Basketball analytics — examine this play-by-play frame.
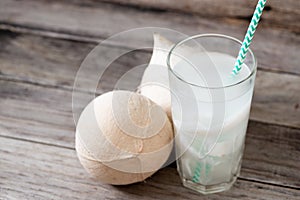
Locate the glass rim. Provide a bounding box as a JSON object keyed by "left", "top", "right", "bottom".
{"left": 167, "top": 33, "right": 257, "bottom": 89}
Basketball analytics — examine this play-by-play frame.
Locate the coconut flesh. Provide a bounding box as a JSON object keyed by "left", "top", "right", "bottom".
{"left": 76, "top": 91, "right": 173, "bottom": 185}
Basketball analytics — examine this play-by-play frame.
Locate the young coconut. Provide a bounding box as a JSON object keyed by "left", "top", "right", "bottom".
{"left": 76, "top": 90, "right": 173, "bottom": 185}
{"left": 139, "top": 34, "right": 193, "bottom": 120}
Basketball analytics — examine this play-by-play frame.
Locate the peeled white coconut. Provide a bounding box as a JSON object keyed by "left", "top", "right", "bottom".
{"left": 139, "top": 34, "right": 193, "bottom": 120}
{"left": 76, "top": 90, "right": 173, "bottom": 185}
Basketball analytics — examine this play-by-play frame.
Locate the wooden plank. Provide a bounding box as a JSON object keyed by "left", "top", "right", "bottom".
{"left": 1, "top": 137, "right": 299, "bottom": 200}
{"left": 0, "top": 80, "right": 299, "bottom": 188}
{"left": 242, "top": 121, "right": 300, "bottom": 188}
{"left": 0, "top": 31, "right": 299, "bottom": 128}
{"left": 251, "top": 71, "right": 300, "bottom": 128}
{"left": 0, "top": 0, "right": 299, "bottom": 75}
{"left": 105, "top": 0, "right": 300, "bottom": 32}
{"left": 0, "top": 30, "right": 149, "bottom": 93}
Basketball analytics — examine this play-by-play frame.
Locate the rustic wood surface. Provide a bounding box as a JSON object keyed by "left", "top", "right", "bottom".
{"left": 1, "top": 137, "right": 300, "bottom": 200}
{"left": 0, "top": 0, "right": 299, "bottom": 199}
{"left": 0, "top": 0, "right": 299, "bottom": 75}
{"left": 0, "top": 31, "right": 299, "bottom": 128}
{"left": 105, "top": 0, "right": 300, "bottom": 33}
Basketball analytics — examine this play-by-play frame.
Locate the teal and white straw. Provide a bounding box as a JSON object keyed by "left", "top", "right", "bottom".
{"left": 232, "top": 0, "right": 267, "bottom": 75}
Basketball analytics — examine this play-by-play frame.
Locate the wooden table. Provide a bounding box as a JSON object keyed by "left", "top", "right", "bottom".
{"left": 0, "top": 0, "right": 299, "bottom": 199}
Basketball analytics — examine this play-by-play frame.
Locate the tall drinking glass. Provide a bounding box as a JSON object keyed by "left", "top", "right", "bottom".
{"left": 167, "top": 34, "right": 257, "bottom": 194}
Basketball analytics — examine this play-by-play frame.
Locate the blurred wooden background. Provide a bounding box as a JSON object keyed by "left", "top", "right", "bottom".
{"left": 106, "top": 0, "right": 299, "bottom": 32}
{"left": 0, "top": 0, "right": 299, "bottom": 199}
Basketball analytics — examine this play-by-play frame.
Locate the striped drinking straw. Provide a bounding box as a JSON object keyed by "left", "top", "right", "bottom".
{"left": 232, "top": 0, "right": 267, "bottom": 75}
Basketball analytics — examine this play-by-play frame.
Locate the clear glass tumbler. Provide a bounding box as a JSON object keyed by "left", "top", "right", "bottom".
{"left": 167, "top": 34, "right": 257, "bottom": 194}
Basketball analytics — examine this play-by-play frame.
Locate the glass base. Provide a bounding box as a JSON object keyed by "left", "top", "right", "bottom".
{"left": 181, "top": 176, "right": 237, "bottom": 195}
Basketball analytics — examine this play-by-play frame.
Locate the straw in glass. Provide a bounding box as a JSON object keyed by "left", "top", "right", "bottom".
{"left": 191, "top": 0, "right": 268, "bottom": 185}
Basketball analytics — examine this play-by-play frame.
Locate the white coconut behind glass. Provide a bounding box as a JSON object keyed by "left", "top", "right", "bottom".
{"left": 139, "top": 34, "right": 193, "bottom": 120}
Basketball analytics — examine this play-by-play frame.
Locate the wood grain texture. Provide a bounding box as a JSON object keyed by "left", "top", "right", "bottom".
{"left": 1, "top": 136, "right": 299, "bottom": 200}
{"left": 0, "top": 0, "right": 299, "bottom": 75}
{"left": 242, "top": 121, "right": 300, "bottom": 188}
{"left": 0, "top": 30, "right": 148, "bottom": 93}
{"left": 0, "top": 79, "right": 299, "bottom": 188}
{"left": 0, "top": 0, "right": 299, "bottom": 198}
{"left": 251, "top": 71, "right": 300, "bottom": 128}
{"left": 0, "top": 31, "right": 299, "bottom": 128}
{"left": 0, "top": 29, "right": 298, "bottom": 189}
{"left": 105, "top": 0, "right": 300, "bottom": 32}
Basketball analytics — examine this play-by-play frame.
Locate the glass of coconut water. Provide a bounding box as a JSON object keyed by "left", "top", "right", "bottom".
{"left": 167, "top": 34, "right": 257, "bottom": 194}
